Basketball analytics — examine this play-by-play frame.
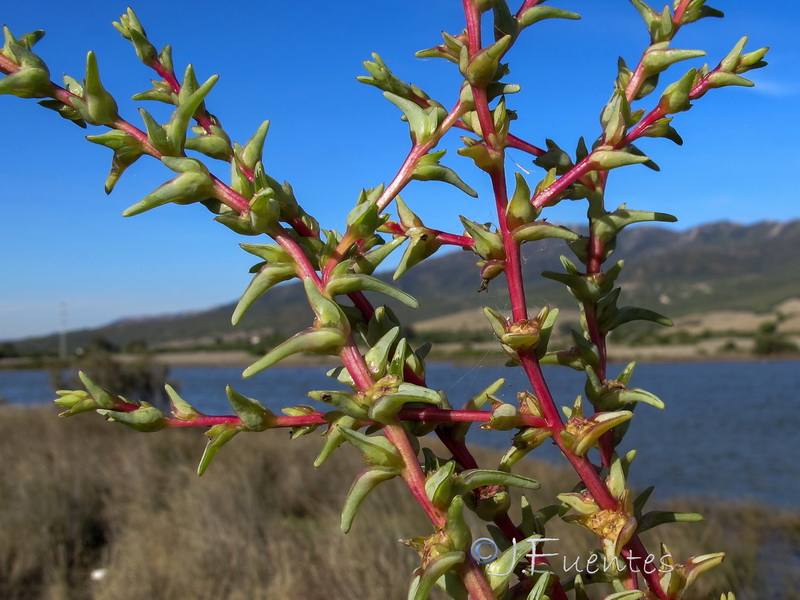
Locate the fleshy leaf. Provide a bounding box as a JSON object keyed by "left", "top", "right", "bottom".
{"left": 232, "top": 262, "right": 296, "bottom": 325}
{"left": 244, "top": 328, "right": 347, "bottom": 377}
{"left": 326, "top": 274, "right": 419, "bottom": 308}
{"left": 197, "top": 423, "right": 242, "bottom": 476}
{"left": 341, "top": 466, "right": 400, "bottom": 533}
{"left": 226, "top": 386, "right": 275, "bottom": 431}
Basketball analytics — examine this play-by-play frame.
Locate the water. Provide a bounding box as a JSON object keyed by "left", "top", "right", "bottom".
{"left": 2, "top": 359, "right": 798, "bottom": 508}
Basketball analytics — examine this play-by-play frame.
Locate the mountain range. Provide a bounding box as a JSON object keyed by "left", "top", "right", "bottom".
{"left": 9, "top": 219, "right": 800, "bottom": 354}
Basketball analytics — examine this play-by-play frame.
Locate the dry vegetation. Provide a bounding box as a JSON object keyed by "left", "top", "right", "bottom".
{"left": 0, "top": 406, "right": 796, "bottom": 600}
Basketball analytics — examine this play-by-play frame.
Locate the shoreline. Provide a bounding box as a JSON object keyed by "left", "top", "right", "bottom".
{"left": 1, "top": 346, "right": 798, "bottom": 371}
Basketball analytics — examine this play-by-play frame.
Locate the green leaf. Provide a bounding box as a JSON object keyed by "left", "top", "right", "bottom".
{"left": 535, "top": 307, "right": 560, "bottom": 360}
{"left": 226, "top": 386, "right": 275, "bottom": 431}
{"left": 384, "top": 91, "right": 434, "bottom": 143}
{"left": 341, "top": 466, "right": 400, "bottom": 533}
{"left": 166, "top": 385, "right": 200, "bottom": 421}
{"left": 460, "top": 217, "right": 504, "bottom": 260}
{"left": 425, "top": 460, "right": 456, "bottom": 509}
{"left": 312, "top": 414, "right": 357, "bottom": 467}
{"left": 455, "top": 469, "right": 539, "bottom": 493}
{"left": 445, "top": 496, "right": 472, "bottom": 552}
{"left": 185, "top": 124, "right": 233, "bottom": 161}
{"left": 518, "top": 6, "right": 581, "bottom": 29}
{"left": 326, "top": 274, "right": 419, "bottom": 308}
{"left": 307, "top": 390, "right": 369, "bottom": 420}
{"left": 131, "top": 79, "right": 175, "bottom": 105}
{"left": 464, "top": 35, "right": 512, "bottom": 87}
{"left": 589, "top": 147, "right": 650, "bottom": 170}
{"left": 533, "top": 139, "right": 573, "bottom": 175}
{"left": 641, "top": 44, "right": 706, "bottom": 77}
{"left": 368, "top": 382, "right": 443, "bottom": 423}
{"left": 338, "top": 426, "right": 404, "bottom": 469}
{"left": 600, "top": 90, "right": 632, "bottom": 144}
{"left": 122, "top": 168, "right": 215, "bottom": 216}
{"left": 0, "top": 61, "right": 51, "bottom": 99}
{"left": 86, "top": 130, "right": 145, "bottom": 193}
{"left": 485, "top": 534, "right": 543, "bottom": 594}
{"left": 677, "top": 0, "right": 724, "bottom": 25}
{"left": 492, "top": 1, "right": 518, "bottom": 41}
{"left": 345, "top": 200, "right": 379, "bottom": 240}
{"left": 737, "top": 45, "right": 769, "bottom": 74}
{"left": 353, "top": 236, "right": 405, "bottom": 275}
{"left": 638, "top": 510, "right": 703, "bottom": 533}
{"left": 569, "top": 410, "right": 633, "bottom": 456}
{"left": 506, "top": 172, "right": 537, "bottom": 229}
{"left": 640, "top": 116, "right": 683, "bottom": 145}
{"left": 487, "top": 402, "right": 520, "bottom": 430}
{"left": 412, "top": 150, "right": 477, "bottom": 197}
{"left": 658, "top": 68, "right": 697, "bottom": 114}
{"left": 138, "top": 107, "right": 171, "bottom": 153}
{"left": 244, "top": 327, "right": 347, "bottom": 377}
{"left": 409, "top": 552, "right": 466, "bottom": 600}
{"left": 239, "top": 242, "right": 291, "bottom": 262}
{"left": 364, "top": 327, "right": 400, "bottom": 376}
{"left": 303, "top": 278, "right": 349, "bottom": 329}
{"left": 615, "top": 388, "right": 665, "bottom": 409}
{"left": 238, "top": 120, "right": 270, "bottom": 171}
{"left": 113, "top": 7, "right": 157, "bottom": 64}
{"left": 393, "top": 230, "right": 442, "bottom": 279}
{"left": 232, "top": 262, "right": 296, "bottom": 325}
{"left": 37, "top": 98, "right": 87, "bottom": 127}
{"left": 197, "top": 423, "right": 242, "bottom": 476}
{"left": 358, "top": 53, "right": 415, "bottom": 99}
{"left": 525, "top": 572, "right": 552, "bottom": 600}
{"left": 513, "top": 221, "right": 579, "bottom": 244}
{"left": 591, "top": 205, "right": 677, "bottom": 243}
{"left": 164, "top": 71, "right": 219, "bottom": 155}
{"left": 97, "top": 405, "right": 169, "bottom": 433}
{"left": 82, "top": 51, "right": 118, "bottom": 125}
{"left": 628, "top": 0, "right": 674, "bottom": 43}
{"left": 78, "top": 371, "right": 120, "bottom": 409}
{"left": 706, "top": 71, "right": 755, "bottom": 90}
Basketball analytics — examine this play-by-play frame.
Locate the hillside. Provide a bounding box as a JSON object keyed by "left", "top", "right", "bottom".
{"left": 7, "top": 219, "right": 800, "bottom": 354}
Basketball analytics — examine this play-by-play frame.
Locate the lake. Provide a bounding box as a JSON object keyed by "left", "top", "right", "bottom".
{"left": 2, "top": 359, "right": 797, "bottom": 508}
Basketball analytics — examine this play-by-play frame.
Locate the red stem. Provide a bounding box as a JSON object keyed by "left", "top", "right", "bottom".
{"left": 0, "top": 53, "right": 19, "bottom": 74}
{"left": 672, "top": 0, "right": 693, "bottom": 25}
{"left": 338, "top": 343, "right": 374, "bottom": 390}
{"left": 375, "top": 100, "right": 466, "bottom": 213}
{"left": 505, "top": 133, "right": 546, "bottom": 157}
{"left": 158, "top": 407, "right": 544, "bottom": 431}
{"left": 149, "top": 57, "right": 216, "bottom": 134}
{"left": 382, "top": 222, "right": 475, "bottom": 249}
{"left": 384, "top": 421, "right": 445, "bottom": 526}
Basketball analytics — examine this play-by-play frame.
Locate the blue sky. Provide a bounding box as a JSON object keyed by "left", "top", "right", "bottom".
{"left": 1, "top": 1, "right": 798, "bottom": 340}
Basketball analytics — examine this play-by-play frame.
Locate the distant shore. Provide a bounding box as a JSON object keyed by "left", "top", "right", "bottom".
{"left": 2, "top": 344, "right": 798, "bottom": 372}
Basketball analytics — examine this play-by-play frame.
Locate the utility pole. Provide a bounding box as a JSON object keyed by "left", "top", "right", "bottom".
{"left": 59, "top": 301, "right": 67, "bottom": 361}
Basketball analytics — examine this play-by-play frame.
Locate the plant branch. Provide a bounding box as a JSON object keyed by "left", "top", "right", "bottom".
{"left": 505, "top": 133, "right": 546, "bottom": 157}
{"left": 148, "top": 58, "right": 216, "bottom": 134}
{"left": 381, "top": 222, "right": 475, "bottom": 249}
{"left": 383, "top": 420, "right": 446, "bottom": 527}
{"left": 375, "top": 100, "right": 467, "bottom": 213}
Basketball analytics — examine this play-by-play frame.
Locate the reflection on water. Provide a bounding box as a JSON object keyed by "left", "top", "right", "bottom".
{"left": 2, "top": 359, "right": 798, "bottom": 507}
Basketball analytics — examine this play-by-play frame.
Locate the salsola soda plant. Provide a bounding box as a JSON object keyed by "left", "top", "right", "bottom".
{"left": 0, "top": 2, "right": 769, "bottom": 599}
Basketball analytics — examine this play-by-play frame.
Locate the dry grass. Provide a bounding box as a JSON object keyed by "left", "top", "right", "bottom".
{"left": 0, "top": 406, "right": 796, "bottom": 600}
